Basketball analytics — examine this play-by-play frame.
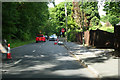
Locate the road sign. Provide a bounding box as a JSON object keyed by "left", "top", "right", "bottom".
{"left": 61, "top": 28, "right": 65, "bottom": 33}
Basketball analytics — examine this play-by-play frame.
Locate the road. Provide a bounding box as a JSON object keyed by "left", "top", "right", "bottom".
{"left": 2, "top": 41, "right": 96, "bottom": 80}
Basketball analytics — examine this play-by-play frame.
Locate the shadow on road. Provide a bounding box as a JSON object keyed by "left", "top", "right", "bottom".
{"left": 2, "top": 42, "right": 119, "bottom": 80}
{"left": 2, "top": 42, "right": 92, "bottom": 79}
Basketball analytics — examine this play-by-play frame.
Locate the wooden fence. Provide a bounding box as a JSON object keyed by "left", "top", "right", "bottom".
{"left": 76, "top": 29, "right": 114, "bottom": 48}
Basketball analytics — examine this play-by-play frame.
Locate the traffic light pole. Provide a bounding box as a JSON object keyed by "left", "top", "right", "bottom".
{"left": 82, "top": 0, "right": 85, "bottom": 46}
{"left": 65, "top": 3, "right": 67, "bottom": 42}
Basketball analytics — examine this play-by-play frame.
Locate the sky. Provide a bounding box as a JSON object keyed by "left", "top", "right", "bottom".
{"left": 48, "top": 0, "right": 65, "bottom": 8}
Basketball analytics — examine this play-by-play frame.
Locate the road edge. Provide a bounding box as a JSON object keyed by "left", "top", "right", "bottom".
{"left": 64, "top": 44, "right": 103, "bottom": 80}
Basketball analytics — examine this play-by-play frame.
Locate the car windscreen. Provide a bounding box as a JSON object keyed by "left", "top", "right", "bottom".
{"left": 37, "top": 34, "right": 43, "bottom": 37}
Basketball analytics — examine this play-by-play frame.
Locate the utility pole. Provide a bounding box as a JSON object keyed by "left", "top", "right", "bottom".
{"left": 82, "top": 0, "right": 85, "bottom": 46}
{"left": 65, "top": 2, "right": 67, "bottom": 42}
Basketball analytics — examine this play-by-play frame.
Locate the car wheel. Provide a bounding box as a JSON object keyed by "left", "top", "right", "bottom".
{"left": 36, "top": 41, "right": 38, "bottom": 43}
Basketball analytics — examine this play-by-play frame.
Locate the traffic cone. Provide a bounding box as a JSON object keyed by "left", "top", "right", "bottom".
{"left": 54, "top": 41, "right": 57, "bottom": 45}
{"left": 57, "top": 39, "right": 59, "bottom": 43}
{"left": 7, "top": 44, "right": 12, "bottom": 59}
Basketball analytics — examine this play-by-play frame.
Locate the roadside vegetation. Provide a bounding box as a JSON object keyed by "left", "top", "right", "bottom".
{"left": 49, "top": 2, "right": 100, "bottom": 41}
{"left": 2, "top": 2, "right": 120, "bottom": 48}
{"left": 49, "top": 1, "right": 119, "bottom": 41}
{"left": 9, "top": 39, "right": 35, "bottom": 48}
{"left": 89, "top": 26, "right": 114, "bottom": 33}
{"left": 2, "top": 2, "right": 50, "bottom": 48}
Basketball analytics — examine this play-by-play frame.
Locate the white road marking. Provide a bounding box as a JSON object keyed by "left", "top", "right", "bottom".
{"left": 33, "top": 50, "right": 36, "bottom": 53}
{"left": 14, "top": 59, "right": 22, "bottom": 65}
{"left": 40, "top": 55, "right": 45, "bottom": 57}
{"left": 2, "top": 70, "right": 9, "bottom": 72}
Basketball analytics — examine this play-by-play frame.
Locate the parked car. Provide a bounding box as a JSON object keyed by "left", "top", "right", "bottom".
{"left": 44, "top": 35, "right": 48, "bottom": 40}
{"left": 58, "top": 41, "right": 64, "bottom": 45}
{"left": 36, "top": 34, "right": 46, "bottom": 43}
{"left": 49, "top": 34, "right": 57, "bottom": 41}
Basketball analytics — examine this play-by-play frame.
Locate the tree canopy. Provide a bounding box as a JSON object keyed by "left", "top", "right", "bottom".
{"left": 2, "top": 2, "right": 49, "bottom": 41}
{"left": 72, "top": 2, "right": 100, "bottom": 30}
{"left": 49, "top": 2, "right": 73, "bottom": 36}
{"left": 103, "top": 2, "right": 120, "bottom": 26}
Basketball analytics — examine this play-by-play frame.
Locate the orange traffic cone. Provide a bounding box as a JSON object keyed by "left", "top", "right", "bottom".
{"left": 7, "top": 44, "right": 12, "bottom": 59}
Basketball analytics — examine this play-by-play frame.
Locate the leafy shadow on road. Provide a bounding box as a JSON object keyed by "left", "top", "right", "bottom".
{"left": 2, "top": 51, "right": 90, "bottom": 78}
{"left": 82, "top": 56, "right": 109, "bottom": 64}
{"left": 67, "top": 44, "right": 113, "bottom": 64}
{"left": 81, "top": 51, "right": 115, "bottom": 64}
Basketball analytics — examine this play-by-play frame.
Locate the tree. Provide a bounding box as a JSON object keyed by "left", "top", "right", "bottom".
{"left": 104, "top": 2, "right": 120, "bottom": 55}
{"left": 2, "top": 2, "right": 49, "bottom": 42}
{"left": 49, "top": 2, "right": 73, "bottom": 37}
{"left": 90, "top": 16, "right": 99, "bottom": 26}
{"left": 2, "top": 2, "right": 20, "bottom": 40}
{"left": 72, "top": 2, "right": 100, "bottom": 30}
{"left": 103, "top": 2, "right": 120, "bottom": 26}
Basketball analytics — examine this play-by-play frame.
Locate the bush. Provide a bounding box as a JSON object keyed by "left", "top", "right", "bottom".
{"left": 90, "top": 16, "right": 100, "bottom": 26}
{"left": 109, "top": 15, "right": 120, "bottom": 26}
{"left": 104, "top": 21, "right": 111, "bottom": 27}
{"left": 98, "top": 22, "right": 102, "bottom": 27}
{"left": 23, "top": 33, "right": 30, "bottom": 40}
{"left": 101, "top": 14, "right": 120, "bottom": 26}
{"left": 68, "top": 31, "right": 76, "bottom": 42}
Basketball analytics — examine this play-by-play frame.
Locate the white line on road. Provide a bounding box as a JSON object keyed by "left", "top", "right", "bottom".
{"left": 40, "top": 55, "right": 45, "bottom": 57}
{"left": 14, "top": 59, "right": 22, "bottom": 65}
{"left": 33, "top": 50, "right": 36, "bottom": 53}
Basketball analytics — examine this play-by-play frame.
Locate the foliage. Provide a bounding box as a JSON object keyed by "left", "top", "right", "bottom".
{"left": 9, "top": 39, "right": 35, "bottom": 48}
{"left": 99, "top": 26, "right": 114, "bottom": 33}
{"left": 89, "top": 25, "right": 114, "bottom": 33}
{"left": 103, "top": 2, "right": 120, "bottom": 26}
{"left": 2, "top": 2, "right": 49, "bottom": 42}
{"left": 49, "top": 2, "right": 73, "bottom": 37}
{"left": 82, "top": 2, "right": 100, "bottom": 26}
{"left": 2, "top": 2, "right": 20, "bottom": 40}
{"left": 104, "top": 2, "right": 120, "bottom": 17}
{"left": 72, "top": 2, "right": 100, "bottom": 29}
{"left": 90, "top": 16, "right": 99, "bottom": 26}
{"left": 98, "top": 22, "right": 102, "bottom": 27}
{"left": 67, "top": 31, "right": 76, "bottom": 42}
{"left": 89, "top": 26, "right": 99, "bottom": 30}
{"left": 49, "top": 2, "right": 100, "bottom": 41}
{"left": 101, "top": 14, "right": 120, "bottom": 26}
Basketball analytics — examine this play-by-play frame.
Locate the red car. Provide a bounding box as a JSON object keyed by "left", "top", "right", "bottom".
{"left": 36, "top": 34, "right": 46, "bottom": 43}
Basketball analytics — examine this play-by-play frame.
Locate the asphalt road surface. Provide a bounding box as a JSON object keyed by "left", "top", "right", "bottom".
{"left": 2, "top": 40, "right": 96, "bottom": 80}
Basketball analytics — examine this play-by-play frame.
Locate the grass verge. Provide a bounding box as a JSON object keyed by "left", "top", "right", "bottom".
{"left": 8, "top": 39, "right": 35, "bottom": 48}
